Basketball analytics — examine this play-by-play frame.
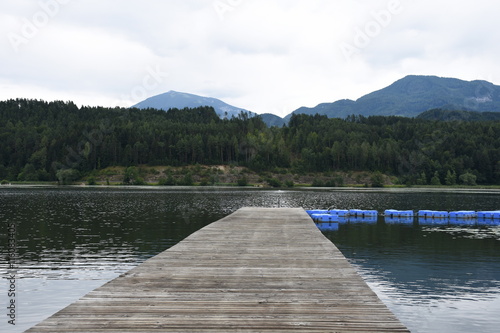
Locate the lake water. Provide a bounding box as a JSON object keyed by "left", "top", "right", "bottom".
{"left": 1, "top": 186, "right": 499, "bottom": 332}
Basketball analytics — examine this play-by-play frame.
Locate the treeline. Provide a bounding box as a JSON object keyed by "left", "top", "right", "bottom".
{"left": 1, "top": 99, "right": 499, "bottom": 185}
{"left": 417, "top": 108, "right": 500, "bottom": 122}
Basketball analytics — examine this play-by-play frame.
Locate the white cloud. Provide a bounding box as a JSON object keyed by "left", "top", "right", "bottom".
{"left": 1, "top": 0, "right": 500, "bottom": 117}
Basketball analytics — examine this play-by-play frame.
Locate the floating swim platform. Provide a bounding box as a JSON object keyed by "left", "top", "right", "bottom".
{"left": 307, "top": 209, "right": 500, "bottom": 226}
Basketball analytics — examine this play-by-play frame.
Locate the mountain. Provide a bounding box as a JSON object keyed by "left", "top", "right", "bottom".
{"left": 259, "top": 113, "right": 287, "bottom": 127}
{"left": 133, "top": 76, "right": 500, "bottom": 126}
{"left": 284, "top": 75, "right": 500, "bottom": 122}
{"left": 133, "top": 91, "right": 255, "bottom": 119}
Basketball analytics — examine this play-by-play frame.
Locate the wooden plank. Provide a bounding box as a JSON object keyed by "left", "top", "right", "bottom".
{"left": 25, "top": 207, "right": 409, "bottom": 332}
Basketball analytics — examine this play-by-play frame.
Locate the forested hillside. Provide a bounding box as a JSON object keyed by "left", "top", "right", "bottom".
{"left": 1, "top": 99, "right": 499, "bottom": 185}
{"left": 417, "top": 109, "right": 500, "bottom": 122}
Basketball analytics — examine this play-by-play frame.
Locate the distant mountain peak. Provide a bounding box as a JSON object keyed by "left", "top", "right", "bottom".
{"left": 133, "top": 91, "right": 255, "bottom": 119}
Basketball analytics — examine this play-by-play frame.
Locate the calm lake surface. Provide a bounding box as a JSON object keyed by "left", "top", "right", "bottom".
{"left": 1, "top": 186, "right": 500, "bottom": 332}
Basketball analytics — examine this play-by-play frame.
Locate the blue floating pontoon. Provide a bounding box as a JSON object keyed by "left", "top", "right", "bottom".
{"left": 349, "top": 209, "right": 378, "bottom": 217}
{"left": 449, "top": 211, "right": 476, "bottom": 219}
{"left": 418, "top": 210, "right": 449, "bottom": 219}
{"left": 384, "top": 209, "right": 414, "bottom": 217}
{"left": 329, "top": 209, "right": 350, "bottom": 217}
{"left": 306, "top": 210, "right": 330, "bottom": 216}
{"left": 477, "top": 211, "right": 500, "bottom": 219}
{"left": 310, "top": 213, "right": 339, "bottom": 223}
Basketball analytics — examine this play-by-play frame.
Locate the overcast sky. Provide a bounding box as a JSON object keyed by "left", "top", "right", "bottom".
{"left": 1, "top": 0, "right": 499, "bottom": 117}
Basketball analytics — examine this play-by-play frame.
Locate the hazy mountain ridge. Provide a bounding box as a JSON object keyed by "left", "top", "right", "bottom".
{"left": 134, "top": 76, "right": 500, "bottom": 126}
{"left": 259, "top": 113, "right": 287, "bottom": 127}
{"left": 133, "top": 90, "right": 255, "bottom": 119}
{"left": 282, "top": 75, "right": 500, "bottom": 123}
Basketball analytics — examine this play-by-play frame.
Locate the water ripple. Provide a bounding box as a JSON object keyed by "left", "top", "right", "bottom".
{"left": 1, "top": 187, "right": 500, "bottom": 333}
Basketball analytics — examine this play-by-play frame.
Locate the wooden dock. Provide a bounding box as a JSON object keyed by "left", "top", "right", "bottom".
{"left": 25, "top": 207, "right": 409, "bottom": 332}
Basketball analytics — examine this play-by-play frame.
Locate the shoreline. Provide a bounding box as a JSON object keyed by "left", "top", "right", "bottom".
{"left": 2, "top": 183, "right": 500, "bottom": 194}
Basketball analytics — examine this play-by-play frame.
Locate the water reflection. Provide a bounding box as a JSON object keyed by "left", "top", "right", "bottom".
{"left": 1, "top": 187, "right": 500, "bottom": 333}
{"left": 320, "top": 214, "right": 500, "bottom": 333}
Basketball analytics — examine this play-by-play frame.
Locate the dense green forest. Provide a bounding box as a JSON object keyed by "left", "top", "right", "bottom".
{"left": 1, "top": 99, "right": 499, "bottom": 185}
{"left": 417, "top": 108, "right": 500, "bottom": 122}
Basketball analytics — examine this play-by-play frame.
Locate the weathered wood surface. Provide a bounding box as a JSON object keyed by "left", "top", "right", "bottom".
{"left": 25, "top": 207, "right": 409, "bottom": 332}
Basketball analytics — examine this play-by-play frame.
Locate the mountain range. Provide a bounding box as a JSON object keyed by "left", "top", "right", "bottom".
{"left": 285, "top": 75, "right": 500, "bottom": 121}
{"left": 133, "top": 75, "right": 500, "bottom": 126}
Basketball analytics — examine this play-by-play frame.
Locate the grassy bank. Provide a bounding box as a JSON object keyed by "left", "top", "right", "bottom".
{"left": 80, "top": 165, "right": 399, "bottom": 188}
{"left": 3, "top": 165, "right": 499, "bottom": 189}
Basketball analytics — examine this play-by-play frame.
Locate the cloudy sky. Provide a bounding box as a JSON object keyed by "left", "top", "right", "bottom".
{"left": 1, "top": 0, "right": 499, "bottom": 117}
